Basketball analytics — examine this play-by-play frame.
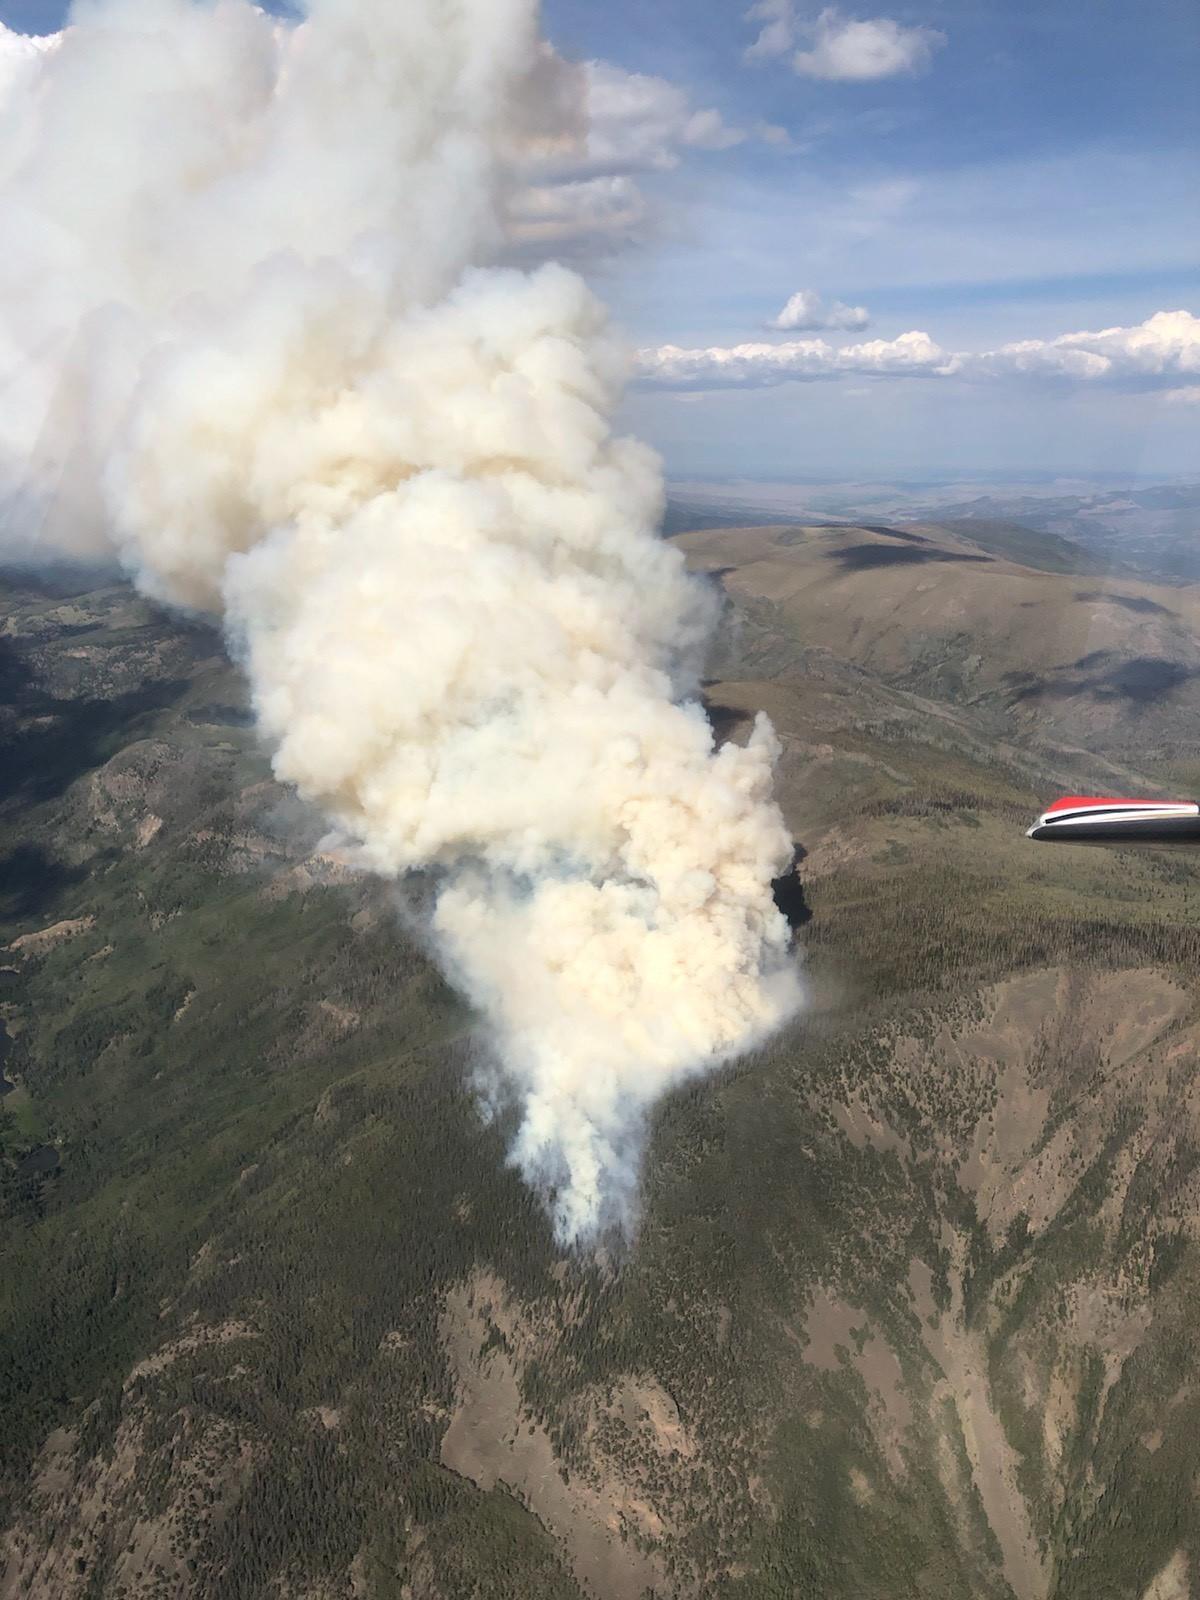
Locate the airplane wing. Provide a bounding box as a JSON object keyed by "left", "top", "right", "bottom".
{"left": 1027, "top": 796, "right": 1200, "bottom": 843}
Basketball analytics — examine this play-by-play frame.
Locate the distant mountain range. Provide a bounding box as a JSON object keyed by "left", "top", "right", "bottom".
{"left": 667, "top": 476, "right": 1200, "bottom": 584}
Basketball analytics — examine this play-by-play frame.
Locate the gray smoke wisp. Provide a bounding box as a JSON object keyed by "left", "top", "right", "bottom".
{"left": 0, "top": 0, "right": 802, "bottom": 1237}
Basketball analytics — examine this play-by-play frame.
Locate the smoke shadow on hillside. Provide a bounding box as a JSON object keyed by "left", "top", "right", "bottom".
{"left": 186, "top": 702, "right": 255, "bottom": 729}
{"left": 0, "top": 844, "right": 88, "bottom": 921}
{"left": 702, "top": 696, "right": 753, "bottom": 744}
{"left": 850, "top": 524, "right": 932, "bottom": 544}
{"left": 0, "top": 637, "right": 191, "bottom": 808}
{"left": 1075, "top": 591, "right": 1175, "bottom": 617}
{"left": 1006, "top": 653, "right": 1199, "bottom": 705}
{"left": 830, "top": 544, "right": 993, "bottom": 572}
{"left": 778, "top": 523, "right": 932, "bottom": 548}
{"left": 0, "top": 561, "right": 121, "bottom": 601}
{"left": 0, "top": 635, "right": 34, "bottom": 702}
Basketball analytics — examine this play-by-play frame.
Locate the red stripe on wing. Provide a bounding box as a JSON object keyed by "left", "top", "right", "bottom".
{"left": 1045, "top": 795, "right": 1191, "bottom": 813}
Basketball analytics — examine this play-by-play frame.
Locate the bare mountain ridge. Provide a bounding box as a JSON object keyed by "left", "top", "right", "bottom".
{"left": 677, "top": 520, "right": 1200, "bottom": 760}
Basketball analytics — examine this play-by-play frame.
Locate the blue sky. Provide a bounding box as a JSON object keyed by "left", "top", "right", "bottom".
{"left": 563, "top": 0, "right": 1200, "bottom": 479}
{"left": 6, "top": 0, "right": 1199, "bottom": 479}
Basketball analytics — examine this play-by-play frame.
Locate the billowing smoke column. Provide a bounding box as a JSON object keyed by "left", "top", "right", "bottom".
{"left": 0, "top": 0, "right": 801, "bottom": 1236}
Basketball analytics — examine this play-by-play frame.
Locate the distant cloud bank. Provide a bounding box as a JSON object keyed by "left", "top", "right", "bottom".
{"left": 640, "top": 310, "right": 1200, "bottom": 395}
{"left": 645, "top": 329, "right": 946, "bottom": 387}
{"left": 746, "top": 2, "right": 945, "bottom": 81}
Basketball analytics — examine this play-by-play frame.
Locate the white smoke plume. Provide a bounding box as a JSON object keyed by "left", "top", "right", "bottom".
{"left": 0, "top": 0, "right": 802, "bottom": 1238}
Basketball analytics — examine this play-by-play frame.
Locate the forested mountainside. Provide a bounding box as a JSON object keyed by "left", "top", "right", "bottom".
{"left": 5, "top": 524, "right": 1200, "bottom": 1599}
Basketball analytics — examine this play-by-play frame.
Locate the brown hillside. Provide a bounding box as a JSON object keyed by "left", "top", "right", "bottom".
{"left": 676, "top": 522, "right": 1200, "bottom": 759}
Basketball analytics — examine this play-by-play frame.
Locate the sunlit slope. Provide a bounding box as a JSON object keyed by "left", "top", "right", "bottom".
{"left": 6, "top": 555, "right": 1200, "bottom": 1599}
{"left": 676, "top": 521, "right": 1200, "bottom": 757}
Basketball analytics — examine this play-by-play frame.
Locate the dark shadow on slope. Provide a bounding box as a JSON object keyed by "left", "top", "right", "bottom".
{"left": 2, "top": 610, "right": 213, "bottom": 809}
{"left": 0, "top": 561, "right": 120, "bottom": 601}
{"left": 781, "top": 523, "right": 932, "bottom": 547}
{"left": 1007, "top": 654, "right": 1199, "bottom": 706}
{"left": 0, "top": 844, "right": 88, "bottom": 921}
{"left": 186, "top": 702, "right": 255, "bottom": 729}
{"left": 850, "top": 524, "right": 932, "bottom": 544}
{"left": 830, "top": 544, "right": 993, "bottom": 572}
{"left": 1075, "top": 591, "right": 1175, "bottom": 617}
{"left": 772, "top": 846, "right": 812, "bottom": 936}
{"left": 703, "top": 699, "right": 754, "bottom": 744}
{"left": 0, "top": 672, "right": 193, "bottom": 807}
{"left": 14, "top": 1146, "right": 59, "bottom": 1180}
{"left": 0, "top": 636, "right": 35, "bottom": 703}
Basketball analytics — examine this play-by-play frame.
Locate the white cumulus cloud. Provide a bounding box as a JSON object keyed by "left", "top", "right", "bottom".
{"left": 586, "top": 63, "right": 745, "bottom": 166}
{"left": 746, "top": 3, "right": 945, "bottom": 81}
{"left": 770, "top": 288, "right": 870, "bottom": 331}
{"left": 796, "top": 10, "right": 945, "bottom": 80}
{"left": 745, "top": 0, "right": 797, "bottom": 61}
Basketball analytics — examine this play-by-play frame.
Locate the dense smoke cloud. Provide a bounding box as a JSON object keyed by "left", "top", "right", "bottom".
{"left": 0, "top": 0, "right": 801, "bottom": 1237}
